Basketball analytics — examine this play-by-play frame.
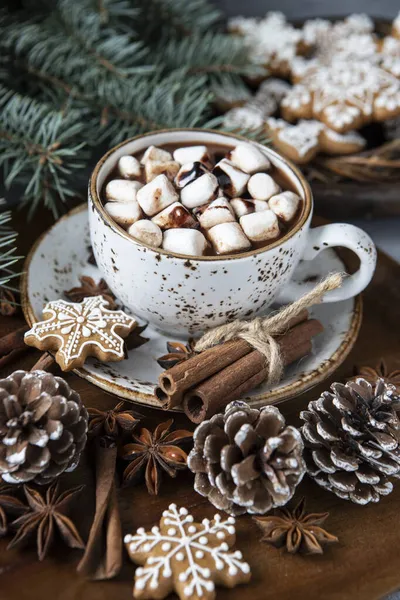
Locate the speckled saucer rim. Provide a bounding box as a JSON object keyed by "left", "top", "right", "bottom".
{"left": 20, "top": 203, "right": 363, "bottom": 410}
{"left": 89, "top": 127, "right": 313, "bottom": 262}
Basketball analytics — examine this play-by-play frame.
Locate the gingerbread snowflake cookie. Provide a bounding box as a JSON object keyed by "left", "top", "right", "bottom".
{"left": 267, "top": 118, "right": 366, "bottom": 164}
{"left": 25, "top": 295, "right": 136, "bottom": 371}
{"left": 223, "top": 78, "right": 291, "bottom": 132}
{"left": 228, "top": 12, "right": 306, "bottom": 78}
{"left": 125, "top": 503, "right": 251, "bottom": 600}
{"left": 392, "top": 11, "right": 400, "bottom": 39}
{"left": 282, "top": 59, "right": 400, "bottom": 133}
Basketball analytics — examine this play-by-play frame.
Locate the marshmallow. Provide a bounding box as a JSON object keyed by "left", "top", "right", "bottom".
{"left": 247, "top": 173, "right": 280, "bottom": 200}
{"left": 269, "top": 191, "right": 301, "bottom": 222}
{"left": 229, "top": 143, "right": 271, "bottom": 174}
{"left": 105, "top": 179, "right": 143, "bottom": 203}
{"left": 104, "top": 201, "right": 143, "bottom": 227}
{"left": 136, "top": 174, "right": 178, "bottom": 216}
{"left": 118, "top": 155, "right": 141, "bottom": 179}
{"left": 198, "top": 198, "right": 236, "bottom": 230}
{"left": 145, "top": 160, "right": 180, "bottom": 183}
{"left": 173, "top": 145, "right": 211, "bottom": 166}
{"left": 128, "top": 220, "right": 163, "bottom": 248}
{"left": 180, "top": 172, "right": 219, "bottom": 209}
{"left": 213, "top": 159, "right": 250, "bottom": 198}
{"left": 140, "top": 145, "right": 172, "bottom": 165}
{"left": 208, "top": 222, "right": 251, "bottom": 255}
{"left": 240, "top": 210, "right": 280, "bottom": 242}
{"left": 230, "top": 198, "right": 270, "bottom": 218}
{"left": 162, "top": 228, "right": 208, "bottom": 256}
{"left": 175, "top": 161, "right": 208, "bottom": 189}
{"left": 152, "top": 201, "right": 198, "bottom": 230}
{"left": 192, "top": 203, "right": 209, "bottom": 218}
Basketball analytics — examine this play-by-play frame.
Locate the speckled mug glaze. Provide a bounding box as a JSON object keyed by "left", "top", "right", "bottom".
{"left": 89, "top": 129, "right": 376, "bottom": 336}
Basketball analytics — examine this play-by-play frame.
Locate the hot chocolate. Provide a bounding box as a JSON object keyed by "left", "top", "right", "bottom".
{"left": 101, "top": 141, "right": 303, "bottom": 257}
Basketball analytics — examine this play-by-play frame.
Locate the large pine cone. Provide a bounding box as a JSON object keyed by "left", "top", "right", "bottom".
{"left": 300, "top": 378, "right": 400, "bottom": 505}
{"left": 0, "top": 370, "right": 88, "bottom": 485}
{"left": 187, "top": 400, "right": 305, "bottom": 516}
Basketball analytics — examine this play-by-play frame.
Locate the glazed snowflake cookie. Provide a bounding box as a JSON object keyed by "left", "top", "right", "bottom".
{"left": 266, "top": 118, "right": 366, "bottom": 164}
{"left": 282, "top": 60, "right": 400, "bottom": 133}
{"left": 25, "top": 295, "right": 136, "bottom": 371}
{"left": 125, "top": 503, "right": 251, "bottom": 600}
{"left": 228, "top": 11, "right": 306, "bottom": 78}
{"left": 392, "top": 11, "right": 400, "bottom": 39}
{"left": 223, "top": 78, "right": 291, "bottom": 132}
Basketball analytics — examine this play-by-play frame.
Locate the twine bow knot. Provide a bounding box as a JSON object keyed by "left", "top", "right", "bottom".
{"left": 194, "top": 273, "right": 344, "bottom": 385}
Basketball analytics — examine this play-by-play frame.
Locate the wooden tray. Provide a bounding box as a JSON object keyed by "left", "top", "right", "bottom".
{"left": 1, "top": 209, "right": 400, "bottom": 600}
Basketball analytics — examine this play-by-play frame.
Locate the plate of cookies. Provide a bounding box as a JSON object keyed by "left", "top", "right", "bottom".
{"left": 223, "top": 12, "right": 400, "bottom": 218}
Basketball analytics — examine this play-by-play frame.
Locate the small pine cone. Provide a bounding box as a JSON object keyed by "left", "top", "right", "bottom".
{"left": 0, "top": 370, "right": 88, "bottom": 485}
{"left": 300, "top": 378, "right": 400, "bottom": 505}
{"left": 188, "top": 400, "right": 305, "bottom": 516}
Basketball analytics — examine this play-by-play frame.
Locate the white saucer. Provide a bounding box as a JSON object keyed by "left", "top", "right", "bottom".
{"left": 21, "top": 205, "right": 362, "bottom": 410}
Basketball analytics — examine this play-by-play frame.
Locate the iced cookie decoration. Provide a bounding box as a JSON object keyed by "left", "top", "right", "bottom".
{"left": 125, "top": 503, "right": 251, "bottom": 600}
{"left": 281, "top": 60, "right": 400, "bottom": 133}
{"left": 24, "top": 296, "right": 136, "bottom": 371}
{"left": 392, "top": 11, "right": 400, "bottom": 39}
{"left": 228, "top": 12, "right": 306, "bottom": 78}
{"left": 222, "top": 78, "right": 291, "bottom": 132}
{"left": 266, "top": 118, "right": 366, "bottom": 164}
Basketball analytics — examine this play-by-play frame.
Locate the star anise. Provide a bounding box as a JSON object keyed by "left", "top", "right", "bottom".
{"left": 0, "top": 289, "right": 18, "bottom": 316}
{"left": 121, "top": 419, "right": 193, "bottom": 495}
{"left": 157, "top": 340, "right": 197, "bottom": 369}
{"left": 124, "top": 324, "right": 149, "bottom": 351}
{"left": 254, "top": 497, "right": 338, "bottom": 555}
{"left": 88, "top": 401, "right": 141, "bottom": 441}
{"left": 64, "top": 275, "right": 117, "bottom": 309}
{"left": 352, "top": 359, "right": 400, "bottom": 393}
{"left": 0, "top": 485, "right": 27, "bottom": 537}
{"left": 8, "top": 482, "right": 85, "bottom": 560}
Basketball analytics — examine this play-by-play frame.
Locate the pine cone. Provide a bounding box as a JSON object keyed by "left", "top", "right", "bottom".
{"left": 0, "top": 370, "right": 88, "bottom": 485}
{"left": 188, "top": 400, "right": 305, "bottom": 516}
{"left": 300, "top": 378, "right": 400, "bottom": 505}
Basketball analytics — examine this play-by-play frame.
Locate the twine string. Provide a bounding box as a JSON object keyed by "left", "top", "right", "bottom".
{"left": 194, "top": 272, "right": 344, "bottom": 385}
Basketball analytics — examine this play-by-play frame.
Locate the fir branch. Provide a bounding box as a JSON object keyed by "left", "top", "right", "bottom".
{"left": 0, "top": 0, "right": 258, "bottom": 218}
{"left": 2, "top": 1, "right": 153, "bottom": 92}
{"left": 130, "top": 0, "right": 221, "bottom": 40}
{"left": 97, "top": 71, "right": 212, "bottom": 144}
{"left": 156, "top": 33, "right": 264, "bottom": 78}
{"left": 0, "top": 205, "right": 22, "bottom": 295}
{"left": 0, "top": 86, "right": 90, "bottom": 218}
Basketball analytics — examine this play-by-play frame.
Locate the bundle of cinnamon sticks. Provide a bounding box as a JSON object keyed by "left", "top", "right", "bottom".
{"left": 155, "top": 309, "right": 323, "bottom": 423}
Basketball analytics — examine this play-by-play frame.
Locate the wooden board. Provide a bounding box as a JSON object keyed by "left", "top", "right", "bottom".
{"left": 1, "top": 208, "right": 400, "bottom": 600}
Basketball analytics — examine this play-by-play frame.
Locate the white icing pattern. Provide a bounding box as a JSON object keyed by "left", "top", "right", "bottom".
{"left": 125, "top": 504, "right": 250, "bottom": 599}
{"left": 25, "top": 296, "right": 135, "bottom": 366}
{"left": 228, "top": 11, "right": 303, "bottom": 71}
{"left": 277, "top": 120, "right": 324, "bottom": 157}
{"left": 283, "top": 59, "right": 400, "bottom": 130}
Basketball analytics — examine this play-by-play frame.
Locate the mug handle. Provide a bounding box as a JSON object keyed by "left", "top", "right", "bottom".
{"left": 278, "top": 223, "right": 377, "bottom": 303}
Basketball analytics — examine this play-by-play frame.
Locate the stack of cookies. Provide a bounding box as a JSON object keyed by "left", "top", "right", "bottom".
{"left": 225, "top": 12, "right": 400, "bottom": 164}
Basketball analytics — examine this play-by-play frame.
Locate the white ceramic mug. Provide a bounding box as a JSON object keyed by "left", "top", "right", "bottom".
{"left": 88, "top": 129, "right": 376, "bottom": 336}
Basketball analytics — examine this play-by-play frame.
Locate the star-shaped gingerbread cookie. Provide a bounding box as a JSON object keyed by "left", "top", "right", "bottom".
{"left": 125, "top": 503, "right": 251, "bottom": 600}
{"left": 25, "top": 295, "right": 136, "bottom": 371}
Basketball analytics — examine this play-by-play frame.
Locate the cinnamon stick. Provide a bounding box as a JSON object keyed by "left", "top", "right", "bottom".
{"left": 30, "top": 352, "right": 56, "bottom": 372}
{"left": 77, "top": 442, "right": 122, "bottom": 580}
{"left": 182, "top": 319, "right": 323, "bottom": 423}
{"left": 0, "top": 325, "right": 29, "bottom": 357}
{"left": 156, "top": 309, "right": 309, "bottom": 409}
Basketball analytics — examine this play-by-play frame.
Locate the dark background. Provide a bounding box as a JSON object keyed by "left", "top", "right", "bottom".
{"left": 214, "top": 0, "right": 398, "bottom": 19}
